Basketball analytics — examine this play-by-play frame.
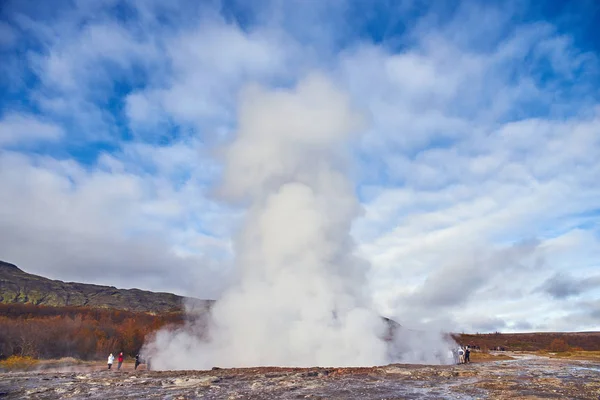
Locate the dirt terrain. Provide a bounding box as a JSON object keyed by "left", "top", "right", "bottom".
{"left": 1, "top": 353, "right": 599, "bottom": 399}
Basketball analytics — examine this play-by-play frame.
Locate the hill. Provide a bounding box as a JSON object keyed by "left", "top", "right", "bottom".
{"left": 0, "top": 260, "right": 210, "bottom": 313}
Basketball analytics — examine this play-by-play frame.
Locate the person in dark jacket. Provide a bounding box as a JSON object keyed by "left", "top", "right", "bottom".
{"left": 465, "top": 346, "right": 471, "bottom": 363}
{"left": 135, "top": 354, "right": 141, "bottom": 370}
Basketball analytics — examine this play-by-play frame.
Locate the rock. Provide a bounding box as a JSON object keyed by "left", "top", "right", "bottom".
{"left": 384, "top": 366, "right": 413, "bottom": 375}
{"left": 439, "top": 370, "right": 458, "bottom": 378}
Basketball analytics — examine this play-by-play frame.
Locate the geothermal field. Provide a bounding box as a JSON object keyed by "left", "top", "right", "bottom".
{"left": 3, "top": 2, "right": 600, "bottom": 400}
{"left": 1, "top": 353, "right": 599, "bottom": 399}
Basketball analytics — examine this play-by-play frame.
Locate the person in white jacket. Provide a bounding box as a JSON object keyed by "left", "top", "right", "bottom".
{"left": 457, "top": 347, "right": 465, "bottom": 364}
{"left": 108, "top": 353, "right": 115, "bottom": 370}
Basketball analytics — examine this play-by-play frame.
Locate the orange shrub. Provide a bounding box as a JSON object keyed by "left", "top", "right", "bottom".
{"left": 549, "top": 338, "right": 570, "bottom": 352}
{"left": 0, "top": 303, "right": 185, "bottom": 360}
{"left": 0, "top": 355, "right": 39, "bottom": 371}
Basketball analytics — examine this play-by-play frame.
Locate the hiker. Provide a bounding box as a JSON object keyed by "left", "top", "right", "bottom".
{"left": 117, "top": 352, "right": 124, "bottom": 370}
{"left": 465, "top": 346, "right": 471, "bottom": 363}
{"left": 457, "top": 346, "right": 465, "bottom": 364}
{"left": 107, "top": 353, "right": 114, "bottom": 370}
{"left": 135, "top": 354, "right": 141, "bottom": 370}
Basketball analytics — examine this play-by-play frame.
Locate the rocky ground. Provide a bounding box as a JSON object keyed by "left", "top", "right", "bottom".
{"left": 1, "top": 353, "right": 599, "bottom": 399}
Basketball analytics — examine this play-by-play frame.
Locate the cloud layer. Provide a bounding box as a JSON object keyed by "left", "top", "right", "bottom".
{"left": 0, "top": 0, "right": 599, "bottom": 333}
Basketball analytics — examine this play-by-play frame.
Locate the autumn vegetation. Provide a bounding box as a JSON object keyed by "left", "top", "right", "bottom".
{"left": 1, "top": 303, "right": 599, "bottom": 365}
{"left": 0, "top": 303, "right": 184, "bottom": 361}
{"left": 454, "top": 331, "right": 600, "bottom": 352}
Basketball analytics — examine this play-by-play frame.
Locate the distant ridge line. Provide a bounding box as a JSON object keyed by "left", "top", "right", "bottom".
{"left": 0, "top": 259, "right": 213, "bottom": 313}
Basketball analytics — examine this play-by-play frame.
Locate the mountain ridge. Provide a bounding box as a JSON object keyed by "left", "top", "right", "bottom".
{"left": 0, "top": 260, "right": 211, "bottom": 313}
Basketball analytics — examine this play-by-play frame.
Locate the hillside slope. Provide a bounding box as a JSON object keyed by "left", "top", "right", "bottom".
{"left": 0, "top": 260, "right": 209, "bottom": 313}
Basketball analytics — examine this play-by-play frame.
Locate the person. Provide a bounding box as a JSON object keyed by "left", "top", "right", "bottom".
{"left": 465, "top": 346, "right": 471, "bottom": 363}
{"left": 117, "top": 352, "right": 124, "bottom": 370}
{"left": 107, "top": 353, "right": 114, "bottom": 370}
{"left": 135, "top": 354, "right": 141, "bottom": 370}
{"left": 457, "top": 346, "right": 465, "bottom": 364}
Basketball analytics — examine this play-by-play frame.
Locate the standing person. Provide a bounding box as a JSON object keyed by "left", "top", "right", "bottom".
{"left": 457, "top": 346, "right": 465, "bottom": 364}
{"left": 135, "top": 354, "right": 141, "bottom": 370}
{"left": 117, "top": 352, "right": 124, "bottom": 370}
{"left": 107, "top": 353, "right": 114, "bottom": 370}
{"left": 465, "top": 346, "right": 471, "bottom": 363}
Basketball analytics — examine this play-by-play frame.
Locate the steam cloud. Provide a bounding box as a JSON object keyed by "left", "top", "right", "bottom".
{"left": 144, "top": 74, "right": 454, "bottom": 369}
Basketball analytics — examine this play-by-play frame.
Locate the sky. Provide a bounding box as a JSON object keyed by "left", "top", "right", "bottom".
{"left": 0, "top": 0, "right": 599, "bottom": 334}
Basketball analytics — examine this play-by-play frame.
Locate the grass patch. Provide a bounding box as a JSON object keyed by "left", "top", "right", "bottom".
{"left": 536, "top": 350, "right": 600, "bottom": 361}
{"left": 0, "top": 356, "right": 102, "bottom": 372}
{"left": 0, "top": 355, "right": 39, "bottom": 371}
{"left": 470, "top": 352, "right": 514, "bottom": 362}
{"left": 34, "top": 357, "right": 102, "bottom": 371}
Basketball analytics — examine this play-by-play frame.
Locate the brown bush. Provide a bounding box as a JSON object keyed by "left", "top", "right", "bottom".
{"left": 0, "top": 355, "right": 39, "bottom": 371}
{"left": 0, "top": 304, "right": 185, "bottom": 360}
{"left": 453, "top": 332, "right": 600, "bottom": 352}
{"left": 549, "top": 338, "right": 570, "bottom": 352}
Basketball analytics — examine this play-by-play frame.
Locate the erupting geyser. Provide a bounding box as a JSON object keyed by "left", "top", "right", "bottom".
{"left": 144, "top": 74, "right": 454, "bottom": 370}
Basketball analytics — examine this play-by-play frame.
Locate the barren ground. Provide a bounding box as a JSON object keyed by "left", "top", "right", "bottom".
{"left": 1, "top": 353, "right": 599, "bottom": 399}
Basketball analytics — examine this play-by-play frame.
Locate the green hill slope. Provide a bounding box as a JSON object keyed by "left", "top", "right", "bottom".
{"left": 0, "top": 260, "right": 210, "bottom": 313}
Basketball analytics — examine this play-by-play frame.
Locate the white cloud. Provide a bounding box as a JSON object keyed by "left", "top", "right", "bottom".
{"left": 0, "top": 146, "right": 232, "bottom": 298}
{"left": 125, "top": 18, "right": 299, "bottom": 134}
{"left": 0, "top": 113, "right": 64, "bottom": 145}
{"left": 339, "top": 4, "right": 600, "bottom": 333}
{"left": 0, "top": 0, "right": 598, "bottom": 334}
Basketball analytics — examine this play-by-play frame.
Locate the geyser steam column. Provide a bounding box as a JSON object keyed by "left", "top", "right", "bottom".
{"left": 146, "top": 74, "right": 390, "bottom": 370}
{"left": 213, "top": 73, "right": 389, "bottom": 367}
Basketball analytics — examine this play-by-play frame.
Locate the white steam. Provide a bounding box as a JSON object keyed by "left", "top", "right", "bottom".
{"left": 144, "top": 74, "right": 454, "bottom": 369}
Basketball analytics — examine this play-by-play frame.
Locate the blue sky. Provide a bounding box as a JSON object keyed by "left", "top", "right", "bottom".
{"left": 1, "top": 0, "right": 599, "bottom": 333}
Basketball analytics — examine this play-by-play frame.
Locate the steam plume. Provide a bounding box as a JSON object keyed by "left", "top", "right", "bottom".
{"left": 144, "top": 74, "right": 453, "bottom": 369}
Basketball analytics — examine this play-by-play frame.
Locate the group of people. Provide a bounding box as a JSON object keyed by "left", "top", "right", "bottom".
{"left": 107, "top": 352, "right": 149, "bottom": 371}
{"left": 450, "top": 345, "right": 471, "bottom": 364}
{"left": 107, "top": 352, "right": 123, "bottom": 370}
